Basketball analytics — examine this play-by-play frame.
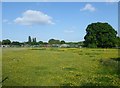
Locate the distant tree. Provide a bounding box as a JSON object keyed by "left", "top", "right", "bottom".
{"left": 31, "top": 38, "right": 38, "bottom": 45}
{"left": 32, "top": 38, "right": 34, "bottom": 43}
{"left": 61, "top": 40, "right": 65, "bottom": 44}
{"left": 48, "top": 39, "right": 60, "bottom": 44}
{"left": 55, "top": 40, "right": 60, "bottom": 44}
{"left": 48, "top": 39, "right": 55, "bottom": 44}
{"left": 11, "top": 41, "right": 20, "bottom": 45}
{"left": 38, "top": 41, "right": 43, "bottom": 44}
{"left": 43, "top": 42, "right": 48, "bottom": 45}
{"left": 20, "top": 42, "right": 25, "bottom": 46}
{"left": 28, "top": 36, "right": 31, "bottom": 44}
{"left": 84, "top": 22, "right": 117, "bottom": 48}
{"left": 34, "top": 38, "right": 37, "bottom": 43}
{"left": 2, "top": 39, "right": 11, "bottom": 45}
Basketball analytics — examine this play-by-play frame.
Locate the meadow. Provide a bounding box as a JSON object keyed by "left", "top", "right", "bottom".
{"left": 2, "top": 47, "right": 120, "bottom": 86}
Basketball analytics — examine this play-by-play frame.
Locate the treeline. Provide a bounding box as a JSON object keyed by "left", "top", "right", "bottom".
{"left": 0, "top": 22, "right": 120, "bottom": 48}
{"left": 0, "top": 37, "right": 84, "bottom": 47}
{"left": 27, "top": 36, "right": 67, "bottom": 45}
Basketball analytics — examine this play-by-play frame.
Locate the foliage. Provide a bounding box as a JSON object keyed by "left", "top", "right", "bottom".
{"left": 84, "top": 22, "right": 117, "bottom": 48}
{"left": 38, "top": 41, "right": 43, "bottom": 44}
{"left": 27, "top": 36, "right": 38, "bottom": 45}
{"left": 2, "top": 39, "right": 11, "bottom": 45}
{"left": 48, "top": 39, "right": 61, "bottom": 44}
{"left": 43, "top": 42, "right": 48, "bottom": 45}
{"left": 32, "top": 38, "right": 37, "bottom": 43}
{"left": 28, "top": 36, "right": 31, "bottom": 44}
{"left": 11, "top": 41, "right": 21, "bottom": 46}
{"left": 60, "top": 40, "right": 65, "bottom": 44}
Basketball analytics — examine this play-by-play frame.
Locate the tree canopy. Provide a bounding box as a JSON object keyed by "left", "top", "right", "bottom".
{"left": 2, "top": 39, "right": 11, "bottom": 45}
{"left": 48, "top": 39, "right": 61, "bottom": 44}
{"left": 84, "top": 22, "right": 117, "bottom": 48}
{"left": 11, "top": 41, "right": 21, "bottom": 45}
{"left": 60, "top": 40, "right": 65, "bottom": 44}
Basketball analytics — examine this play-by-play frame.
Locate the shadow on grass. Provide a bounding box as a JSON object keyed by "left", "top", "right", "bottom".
{"left": 98, "top": 57, "right": 120, "bottom": 77}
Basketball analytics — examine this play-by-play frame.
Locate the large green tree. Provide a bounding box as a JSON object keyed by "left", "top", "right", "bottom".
{"left": 84, "top": 22, "right": 117, "bottom": 48}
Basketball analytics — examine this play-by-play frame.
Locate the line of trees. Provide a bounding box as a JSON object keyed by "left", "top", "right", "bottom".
{"left": 0, "top": 38, "right": 83, "bottom": 47}
{"left": 27, "top": 36, "right": 37, "bottom": 45}
{"left": 0, "top": 22, "right": 120, "bottom": 48}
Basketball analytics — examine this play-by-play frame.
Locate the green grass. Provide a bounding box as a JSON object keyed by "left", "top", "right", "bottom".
{"left": 2, "top": 47, "right": 120, "bottom": 86}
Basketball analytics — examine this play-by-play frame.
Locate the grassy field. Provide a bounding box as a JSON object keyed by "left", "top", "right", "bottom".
{"left": 2, "top": 47, "right": 120, "bottom": 86}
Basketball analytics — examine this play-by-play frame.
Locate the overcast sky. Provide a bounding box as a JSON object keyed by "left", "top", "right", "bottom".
{"left": 2, "top": 2, "right": 118, "bottom": 42}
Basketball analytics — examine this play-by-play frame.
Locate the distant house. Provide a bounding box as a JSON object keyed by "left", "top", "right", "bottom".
{"left": 59, "top": 44, "right": 70, "bottom": 48}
